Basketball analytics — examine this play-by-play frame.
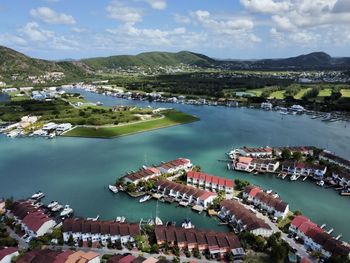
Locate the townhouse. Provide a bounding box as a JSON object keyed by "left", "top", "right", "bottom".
{"left": 289, "top": 216, "right": 350, "bottom": 259}
{"left": 273, "top": 146, "right": 314, "bottom": 157}
{"left": 186, "top": 171, "right": 234, "bottom": 194}
{"left": 219, "top": 200, "right": 273, "bottom": 237}
{"left": 319, "top": 151, "right": 350, "bottom": 171}
{"left": 157, "top": 158, "right": 192, "bottom": 174}
{"left": 242, "top": 186, "right": 289, "bottom": 219}
{"left": 332, "top": 171, "right": 350, "bottom": 187}
{"left": 155, "top": 179, "right": 217, "bottom": 208}
{"left": 281, "top": 161, "right": 327, "bottom": 179}
{"left": 154, "top": 225, "right": 244, "bottom": 260}
{"left": 234, "top": 157, "right": 279, "bottom": 173}
{"left": 8, "top": 200, "right": 56, "bottom": 237}
{"left": 235, "top": 147, "right": 273, "bottom": 158}
{"left": 122, "top": 167, "right": 161, "bottom": 185}
{"left": 62, "top": 218, "right": 140, "bottom": 246}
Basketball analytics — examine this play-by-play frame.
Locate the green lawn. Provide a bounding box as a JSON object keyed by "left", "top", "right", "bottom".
{"left": 341, "top": 89, "right": 350, "bottom": 98}
{"left": 293, "top": 88, "right": 310, "bottom": 99}
{"left": 63, "top": 110, "right": 199, "bottom": 138}
{"left": 318, "top": 89, "right": 332, "bottom": 97}
{"left": 269, "top": 90, "right": 285, "bottom": 99}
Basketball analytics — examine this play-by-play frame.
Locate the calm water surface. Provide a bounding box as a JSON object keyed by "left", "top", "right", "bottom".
{"left": 0, "top": 89, "right": 349, "bottom": 239}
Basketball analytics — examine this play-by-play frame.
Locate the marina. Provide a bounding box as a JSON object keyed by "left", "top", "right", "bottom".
{"left": 0, "top": 90, "right": 350, "bottom": 241}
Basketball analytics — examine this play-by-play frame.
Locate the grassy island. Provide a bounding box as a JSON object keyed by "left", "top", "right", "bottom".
{"left": 63, "top": 109, "right": 199, "bottom": 138}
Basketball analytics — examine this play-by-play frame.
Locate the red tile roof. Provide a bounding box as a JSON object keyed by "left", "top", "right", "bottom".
{"left": 187, "top": 171, "right": 234, "bottom": 188}
{"left": 0, "top": 247, "right": 18, "bottom": 261}
{"left": 291, "top": 215, "right": 310, "bottom": 228}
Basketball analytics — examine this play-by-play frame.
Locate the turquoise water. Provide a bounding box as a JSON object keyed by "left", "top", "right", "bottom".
{"left": 0, "top": 89, "right": 349, "bottom": 239}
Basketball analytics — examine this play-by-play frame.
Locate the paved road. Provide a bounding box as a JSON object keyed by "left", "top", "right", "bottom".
{"left": 6, "top": 226, "right": 29, "bottom": 250}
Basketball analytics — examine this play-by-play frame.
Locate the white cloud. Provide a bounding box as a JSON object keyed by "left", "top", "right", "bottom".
{"left": 141, "top": 0, "right": 167, "bottom": 10}
{"left": 30, "top": 7, "right": 76, "bottom": 25}
{"left": 18, "top": 22, "right": 53, "bottom": 41}
{"left": 71, "top": 27, "right": 86, "bottom": 33}
{"left": 240, "top": 0, "right": 291, "bottom": 14}
{"left": 106, "top": 1, "right": 143, "bottom": 24}
{"left": 0, "top": 33, "right": 27, "bottom": 46}
{"left": 173, "top": 13, "right": 191, "bottom": 24}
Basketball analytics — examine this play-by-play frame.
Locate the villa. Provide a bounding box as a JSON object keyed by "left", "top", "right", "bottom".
{"left": 186, "top": 171, "right": 234, "bottom": 194}
{"left": 273, "top": 146, "right": 314, "bottom": 157}
{"left": 157, "top": 158, "right": 192, "bottom": 174}
{"left": 122, "top": 167, "right": 161, "bottom": 185}
{"left": 234, "top": 147, "right": 273, "bottom": 158}
{"left": 8, "top": 200, "right": 56, "bottom": 237}
{"left": 154, "top": 225, "right": 244, "bottom": 260}
{"left": 219, "top": 199, "right": 273, "bottom": 237}
{"left": 234, "top": 157, "right": 279, "bottom": 173}
{"left": 155, "top": 179, "right": 217, "bottom": 209}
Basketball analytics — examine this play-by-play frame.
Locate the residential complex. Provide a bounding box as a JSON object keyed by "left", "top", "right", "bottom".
{"left": 186, "top": 171, "right": 234, "bottom": 194}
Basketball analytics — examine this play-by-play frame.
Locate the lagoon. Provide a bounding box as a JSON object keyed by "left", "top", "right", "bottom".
{"left": 0, "top": 89, "right": 349, "bottom": 239}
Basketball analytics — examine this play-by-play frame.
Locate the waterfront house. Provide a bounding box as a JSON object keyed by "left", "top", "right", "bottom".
{"left": 251, "top": 158, "right": 280, "bottom": 173}
{"left": 186, "top": 171, "right": 234, "bottom": 194}
{"left": 234, "top": 157, "right": 254, "bottom": 172}
{"left": 63, "top": 218, "right": 140, "bottom": 245}
{"left": 242, "top": 185, "right": 262, "bottom": 201}
{"left": 157, "top": 158, "right": 192, "bottom": 174}
{"left": 319, "top": 151, "right": 350, "bottom": 171}
{"left": 332, "top": 171, "right": 350, "bottom": 187}
{"left": 9, "top": 200, "right": 56, "bottom": 237}
{"left": 219, "top": 199, "right": 273, "bottom": 237}
{"left": 281, "top": 162, "right": 327, "bottom": 178}
{"left": 289, "top": 216, "right": 350, "bottom": 259}
{"left": 252, "top": 191, "right": 289, "bottom": 219}
{"left": 0, "top": 247, "right": 19, "bottom": 263}
{"left": 155, "top": 179, "right": 216, "bottom": 208}
{"left": 122, "top": 167, "right": 161, "bottom": 185}
{"left": 235, "top": 147, "right": 273, "bottom": 158}
{"left": 154, "top": 225, "right": 244, "bottom": 260}
{"left": 274, "top": 146, "right": 314, "bottom": 157}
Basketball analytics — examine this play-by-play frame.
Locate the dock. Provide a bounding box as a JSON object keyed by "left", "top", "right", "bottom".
{"left": 208, "top": 209, "right": 218, "bottom": 217}
{"left": 303, "top": 176, "right": 308, "bottom": 181}
{"left": 321, "top": 224, "right": 326, "bottom": 229}
{"left": 336, "top": 234, "right": 342, "bottom": 240}
{"left": 192, "top": 205, "right": 204, "bottom": 214}
{"left": 281, "top": 173, "right": 288, "bottom": 180}
{"left": 327, "top": 228, "right": 334, "bottom": 234}
{"left": 152, "top": 193, "right": 163, "bottom": 199}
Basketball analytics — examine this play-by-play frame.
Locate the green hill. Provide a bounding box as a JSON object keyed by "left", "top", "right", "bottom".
{"left": 0, "top": 46, "right": 92, "bottom": 81}
{"left": 82, "top": 51, "right": 215, "bottom": 69}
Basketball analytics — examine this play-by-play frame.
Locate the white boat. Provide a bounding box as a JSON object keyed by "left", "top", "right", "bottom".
{"left": 290, "top": 175, "right": 297, "bottom": 181}
{"left": 182, "top": 218, "right": 195, "bottom": 229}
{"left": 108, "top": 185, "right": 118, "bottom": 193}
{"left": 60, "top": 205, "right": 73, "bottom": 217}
{"left": 51, "top": 204, "right": 63, "bottom": 212}
{"left": 31, "top": 191, "right": 45, "bottom": 200}
{"left": 317, "top": 180, "right": 325, "bottom": 187}
{"left": 47, "top": 201, "right": 58, "bottom": 208}
{"left": 280, "top": 111, "right": 288, "bottom": 115}
{"left": 139, "top": 195, "right": 151, "bottom": 203}
{"left": 155, "top": 217, "right": 163, "bottom": 225}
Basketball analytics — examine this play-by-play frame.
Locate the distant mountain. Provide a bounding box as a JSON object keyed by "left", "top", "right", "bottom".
{"left": 82, "top": 51, "right": 216, "bottom": 69}
{"left": 0, "top": 46, "right": 92, "bottom": 79}
{"left": 219, "top": 52, "right": 350, "bottom": 70}
{"left": 1, "top": 45, "right": 350, "bottom": 79}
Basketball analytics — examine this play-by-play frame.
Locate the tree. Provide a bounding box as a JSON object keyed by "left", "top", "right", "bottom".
{"left": 151, "top": 244, "right": 159, "bottom": 254}
{"left": 126, "top": 183, "right": 136, "bottom": 193}
{"left": 234, "top": 179, "right": 250, "bottom": 191}
{"left": 172, "top": 245, "right": 180, "bottom": 257}
{"left": 292, "top": 151, "right": 303, "bottom": 161}
{"left": 193, "top": 248, "right": 201, "bottom": 259}
{"left": 281, "top": 149, "right": 292, "bottom": 160}
{"left": 67, "top": 234, "right": 74, "bottom": 246}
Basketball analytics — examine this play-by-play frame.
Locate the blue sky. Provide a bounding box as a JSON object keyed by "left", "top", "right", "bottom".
{"left": 0, "top": 0, "right": 350, "bottom": 60}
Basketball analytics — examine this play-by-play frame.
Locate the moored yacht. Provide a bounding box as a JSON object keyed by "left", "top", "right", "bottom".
{"left": 108, "top": 185, "right": 118, "bottom": 193}
{"left": 182, "top": 218, "right": 195, "bottom": 229}
{"left": 290, "top": 175, "right": 297, "bottom": 181}
{"left": 31, "top": 191, "right": 45, "bottom": 200}
{"left": 51, "top": 204, "right": 63, "bottom": 212}
{"left": 60, "top": 205, "right": 73, "bottom": 217}
{"left": 139, "top": 195, "right": 151, "bottom": 203}
{"left": 47, "top": 201, "right": 58, "bottom": 208}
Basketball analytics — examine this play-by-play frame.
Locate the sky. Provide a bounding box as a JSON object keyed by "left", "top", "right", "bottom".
{"left": 0, "top": 0, "right": 350, "bottom": 60}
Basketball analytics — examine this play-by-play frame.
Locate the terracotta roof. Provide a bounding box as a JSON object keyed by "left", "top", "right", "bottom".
{"left": 158, "top": 158, "right": 190, "bottom": 171}
{"left": 187, "top": 171, "right": 234, "bottom": 188}
{"left": 124, "top": 167, "right": 160, "bottom": 182}
{"left": 291, "top": 215, "right": 310, "bottom": 228}
{"left": 0, "top": 247, "right": 18, "bottom": 261}
{"left": 243, "top": 185, "right": 262, "bottom": 197}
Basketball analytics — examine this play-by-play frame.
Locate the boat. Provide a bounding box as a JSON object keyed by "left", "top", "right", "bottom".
{"left": 31, "top": 191, "right": 45, "bottom": 200}
{"left": 60, "top": 205, "right": 73, "bottom": 217}
{"left": 182, "top": 218, "right": 195, "bottom": 229}
{"left": 108, "top": 185, "right": 118, "bottom": 193}
{"left": 290, "top": 175, "right": 297, "bottom": 181}
{"left": 316, "top": 180, "right": 325, "bottom": 187}
{"left": 280, "top": 111, "right": 288, "bottom": 115}
{"left": 48, "top": 133, "right": 56, "bottom": 139}
{"left": 47, "top": 201, "right": 58, "bottom": 208}
{"left": 148, "top": 217, "right": 163, "bottom": 226}
{"left": 51, "top": 204, "right": 63, "bottom": 212}
{"left": 87, "top": 215, "right": 100, "bottom": 221}
{"left": 139, "top": 195, "right": 151, "bottom": 203}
